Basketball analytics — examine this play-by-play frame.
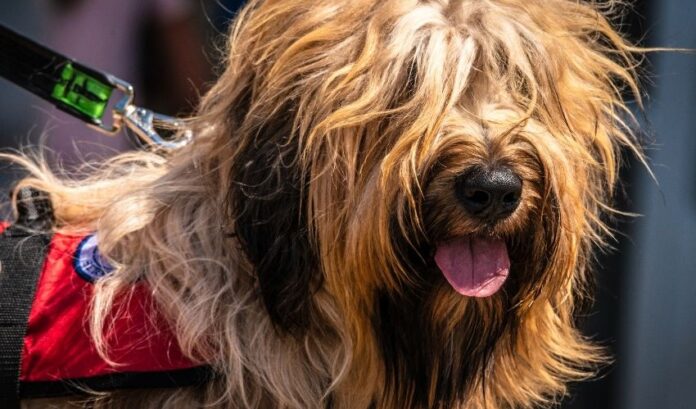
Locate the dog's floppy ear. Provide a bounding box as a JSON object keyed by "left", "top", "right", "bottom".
{"left": 230, "top": 109, "right": 319, "bottom": 335}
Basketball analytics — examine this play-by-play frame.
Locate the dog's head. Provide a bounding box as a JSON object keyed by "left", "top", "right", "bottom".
{"left": 201, "top": 0, "right": 642, "bottom": 406}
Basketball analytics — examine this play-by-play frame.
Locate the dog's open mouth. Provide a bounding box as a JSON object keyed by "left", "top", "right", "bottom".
{"left": 434, "top": 236, "right": 510, "bottom": 297}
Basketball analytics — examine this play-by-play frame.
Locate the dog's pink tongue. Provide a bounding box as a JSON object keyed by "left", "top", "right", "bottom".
{"left": 434, "top": 236, "right": 510, "bottom": 297}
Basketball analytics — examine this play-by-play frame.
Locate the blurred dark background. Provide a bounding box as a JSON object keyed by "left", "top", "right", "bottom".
{"left": 0, "top": 1, "right": 694, "bottom": 408}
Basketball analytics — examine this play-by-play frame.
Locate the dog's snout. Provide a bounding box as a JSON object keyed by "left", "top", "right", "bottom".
{"left": 455, "top": 166, "right": 522, "bottom": 221}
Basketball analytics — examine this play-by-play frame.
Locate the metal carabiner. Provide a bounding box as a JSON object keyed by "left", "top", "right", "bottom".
{"left": 95, "top": 76, "right": 192, "bottom": 149}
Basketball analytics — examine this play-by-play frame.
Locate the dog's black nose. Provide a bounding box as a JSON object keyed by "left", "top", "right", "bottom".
{"left": 455, "top": 166, "right": 522, "bottom": 221}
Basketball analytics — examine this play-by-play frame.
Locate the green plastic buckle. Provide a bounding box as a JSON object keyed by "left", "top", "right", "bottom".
{"left": 51, "top": 63, "right": 113, "bottom": 121}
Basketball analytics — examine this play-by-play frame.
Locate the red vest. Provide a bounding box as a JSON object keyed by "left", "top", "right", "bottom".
{"left": 0, "top": 222, "right": 208, "bottom": 398}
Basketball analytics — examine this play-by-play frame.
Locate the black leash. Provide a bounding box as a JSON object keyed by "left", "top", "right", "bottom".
{"left": 0, "top": 23, "right": 191, "bottom": 149}
{"left": 0, "top": 24, "right": 119, "bottom": 132}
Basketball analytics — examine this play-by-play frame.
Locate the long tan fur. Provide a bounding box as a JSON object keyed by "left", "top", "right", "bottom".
{"left": 13, "top": 0, "right": 646, "bottom": 408}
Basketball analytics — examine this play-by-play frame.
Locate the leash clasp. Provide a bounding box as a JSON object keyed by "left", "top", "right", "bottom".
{"left": 95, "top": 76, "right": 192, "bottom": 149}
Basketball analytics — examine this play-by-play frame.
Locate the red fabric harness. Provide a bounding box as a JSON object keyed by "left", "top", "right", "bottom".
{"left": 0, "top": 222, "right": 208, "bottom": 398}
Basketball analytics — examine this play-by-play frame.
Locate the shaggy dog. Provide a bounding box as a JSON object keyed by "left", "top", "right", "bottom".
{"left": 11, "top": 0, "right": 646, "bottom": 408}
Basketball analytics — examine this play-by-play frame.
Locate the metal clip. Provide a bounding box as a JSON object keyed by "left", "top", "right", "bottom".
{"left": 120, "top": 105, "right": 193, "bottom": 150}
{"left": 91, "top": 75, "right": 192, "bottom": 149}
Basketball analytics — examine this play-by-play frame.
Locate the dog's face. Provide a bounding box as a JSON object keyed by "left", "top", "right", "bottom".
{"left": 207, "top": 0, "right": 641, "bottom": 407}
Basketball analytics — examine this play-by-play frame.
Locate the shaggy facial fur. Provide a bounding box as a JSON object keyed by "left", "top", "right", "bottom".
{"left": 12, "top": 0, "right": 647, "bottom": 408}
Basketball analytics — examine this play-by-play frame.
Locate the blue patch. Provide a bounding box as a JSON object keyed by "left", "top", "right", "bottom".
{"left": 73, "top": 234, "right": 114, "bottom": 282}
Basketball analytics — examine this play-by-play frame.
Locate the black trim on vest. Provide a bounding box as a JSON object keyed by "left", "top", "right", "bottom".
{"left": 0, "top": 188, "right": 53, "bottom": 407}
{"left": 19, "top": 366, "right": 214, "bottom": 399}
{"left": 0, "top": 227, "right": 52, "bottom": 408}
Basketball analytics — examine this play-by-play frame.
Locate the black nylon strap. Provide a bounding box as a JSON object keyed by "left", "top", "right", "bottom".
{"left": 0, "top": 227, "right": 52, "bottom": 408}
{"left": 20, "top": 366, "right": 213, "bottom": 399}
{"left": 0, "top": 188, "right": 54, "bottom": 406}
{"left": 0, "top": 24, "right": 61, "bottom": 105}
{"left": 0, "top": 23, "right": 115, "bottom": 127}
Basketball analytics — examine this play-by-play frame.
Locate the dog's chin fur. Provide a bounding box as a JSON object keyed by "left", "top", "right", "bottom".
{"left": 13, "top": 0, "right": 647, "bottom": 408}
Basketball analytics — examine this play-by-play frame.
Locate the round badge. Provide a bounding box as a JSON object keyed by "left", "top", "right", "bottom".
{"left": 73, "top": 234, "right": 114, "bottom": 282}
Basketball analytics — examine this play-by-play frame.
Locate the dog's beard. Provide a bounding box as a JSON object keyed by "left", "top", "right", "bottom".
{"left": 369, "top": 173, "right": 556, "bottom": 408}
{"left": 372, "top": 243, "right": 521, "bottom": 409}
